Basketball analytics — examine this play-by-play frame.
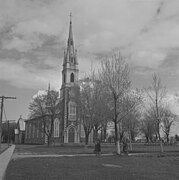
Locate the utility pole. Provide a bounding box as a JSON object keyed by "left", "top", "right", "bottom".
{"left": 7, "top": 120, "right": 10, "bottom": 147}
{"left": 0, "top": 96, "right": 16, "bottom": 150}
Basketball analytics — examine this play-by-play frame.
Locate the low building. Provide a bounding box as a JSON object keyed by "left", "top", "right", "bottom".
{"left": 25, "top": 116, "right": 93, "bottom": 145}
{"left": 15, "top": 116, "right": 26, "bottom": 144}
{"left": 25, "top": 117, "right": 46, "bottom": 144}
{"left": 1, "top": 120, "right": 16, "bottom": 143}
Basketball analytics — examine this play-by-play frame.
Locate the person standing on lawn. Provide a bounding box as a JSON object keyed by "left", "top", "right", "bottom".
{"left": 94, "top": 139, "right": 101, "bottom": 156}
{"left": 122, "top": 137, "right": 128, "bottom": 154}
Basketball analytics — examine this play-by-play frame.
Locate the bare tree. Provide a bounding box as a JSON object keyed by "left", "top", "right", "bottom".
{"left": 161, "top": 107, "right": 176, "bottom": 143}
{"left": 123, "top": 109, "right": 140, "bottom": 142}
{"left": 145, "top": 73, "right": 166, "bottom": 152}
{"left": 79, "top": 76, "right": 111, "bottom": 144}
{"left": 141, "top": 108, "right": 157, "bottom": 143}
{"left": 79, "top": 77, "right": 95, "bottom": 145}
{"left": 29, "top": 90, "right": 60, "bottom": 146}
{"left": 118, "top": 90, "right": 142, "bottom": 151}
{"left": 99, "top": 53, "right": 131, "bottom": 154}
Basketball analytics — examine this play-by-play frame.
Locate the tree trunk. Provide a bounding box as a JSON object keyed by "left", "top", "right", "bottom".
{"left": 160, "top": 140, "right": 164, "bottom": 152}
{"left": 116, "top": 140, "right": 121, "bottom": 154}
{"left": 158, "top": 132, "right": 164, "bottom": 153}
{"left": 115, "top": 122, "right": 121, "bottom": 155}
{"left": 113, "top": 95, "right": 121, "bottom": 155}
{"left": 93, "top": 128, "right": 98, "bottom": 142}
{"left": 102, "top": 127, "right": 107, "bottom": 142}
{"left": 146, "top": 136, "right": 149, "bottom": 143}
{"left": 130, "top": 130, "right": 135, "bottom": 142}
{"left": 114, "top": 120, "right": 118, "bottom": 145}
{"left": 47, "top": 135, "right": 50, "bottom": 147}
{"left": 85, "top": 133, "right": 89, "bottom": 145}
{"left": 116, "top": 123, "right": 121, "bottom": 155}
{"left": 166, "top": 133, "right": 169, "bottom": 143}
{"left": 129, "top": 132, "right": 132, "bottom": 151}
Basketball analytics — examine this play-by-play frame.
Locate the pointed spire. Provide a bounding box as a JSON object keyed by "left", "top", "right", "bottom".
{"left": 68, "top": 12, "right": 73, "bottom": 46}
{"left": 47, "top": 82, "right": 51, "bottom": 98}
{"left": 63, "top": 13, "right": 77, "bottom": 65}
{"left": 48, "top": 82, "right": 51, "bottom": 92}
{"left": 46, "top": 82, "right": 51, "bottom": 108}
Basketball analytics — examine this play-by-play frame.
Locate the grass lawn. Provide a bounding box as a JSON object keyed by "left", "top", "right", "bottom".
{"left": 14, "top": 144, "right": 98, "bottom": 154}
{"left": 5, "top": 156, "right": 179, "bottom": 180}
{"left": 0, "top": 143, "right": 8, "bottom": 154}
{"left": 14, "top": 143, "right": 179, "bottom": 155}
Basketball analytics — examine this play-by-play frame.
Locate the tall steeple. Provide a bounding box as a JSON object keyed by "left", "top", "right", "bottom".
{"left": 46, "top": 82, "right": 51, "bottom": 108}
{"left": 60, "top": 14, "right": 80, "bottom": 144}
{"left": 61, "top": 13, "right": 79, "bottom": 87}
{"left": 68, "top": 13, "right": 74, "bottom": 47}
{"left": 63, "top": 13, "right": 77, "bottom": 66}
{"left": 48, "top": 82, "right": 51, "bottom": 92}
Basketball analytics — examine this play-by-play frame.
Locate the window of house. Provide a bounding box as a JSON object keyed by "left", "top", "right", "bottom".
{"left": 54, "top": 118, "right": 59, "bottom": 137}
{"left": 70, "top": 73, "right": 74, "bottom": 82}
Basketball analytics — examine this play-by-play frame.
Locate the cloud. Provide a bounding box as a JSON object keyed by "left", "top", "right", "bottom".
{"left": 159, "top": 48, "right": 179, "bottom": 69}
{"left": 0, "top": 0, "right": 179, "bottom": 94}
{"left": 0, "top": 58, "right": 60, "bottom": 89}
{"left": 3, "top": 35, "right": 44, "bottom": 52}
{"left": 165, "top": 93, "right": 179, "bottom": 116}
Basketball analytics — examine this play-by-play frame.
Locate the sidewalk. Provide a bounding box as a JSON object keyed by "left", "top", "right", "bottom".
{"left": 11, "top": 151, "right": 179, "bottom": 161}
{"left": 12, "top": 153, "right": 114, "bottom": 160}
{"left": 0, "top": 145, "right": 15, "bottom": 180}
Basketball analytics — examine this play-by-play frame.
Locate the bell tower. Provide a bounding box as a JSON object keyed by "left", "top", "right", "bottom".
{"left": 60, "top": 13, "right": 80, "bottom": 143}
{"left": 62, "top": 13, "right": 78, "bottom": 87}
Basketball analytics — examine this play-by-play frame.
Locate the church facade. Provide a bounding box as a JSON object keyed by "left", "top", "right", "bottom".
{"left": 25, "top": 16, "right": 93, "bottom": 144}
{"left": 59, "top": 15, "right": 81, "bottom": 143}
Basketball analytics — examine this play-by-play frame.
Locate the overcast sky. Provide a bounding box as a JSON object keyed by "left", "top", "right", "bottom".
{"left": 0, "top": 0, "right": 179, "bottom": 133}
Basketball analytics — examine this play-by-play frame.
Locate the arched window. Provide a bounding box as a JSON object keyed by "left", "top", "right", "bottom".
{"left": 70, "top": 73, "right": 74, "bottom": 82}
{"left": 54, "top": 118, "right": 59, "bottom": 137}
{"left": 69, "top": 102, "right": 76, "bottom": 121}
{"left": 69, "top": 103, "right": 76, "bottom": 115}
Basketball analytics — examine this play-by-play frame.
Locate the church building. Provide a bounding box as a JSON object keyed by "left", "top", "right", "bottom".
{"left": 25, "top": 15, "right": 93, "bottom": 144}
{"left": 59, "top": 14, "right": 80, "bottom": 143}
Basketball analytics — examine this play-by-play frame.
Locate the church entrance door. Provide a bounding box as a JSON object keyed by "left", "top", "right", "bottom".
{"left": 68, "top": 128, "right": 75, "bottom": 143}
